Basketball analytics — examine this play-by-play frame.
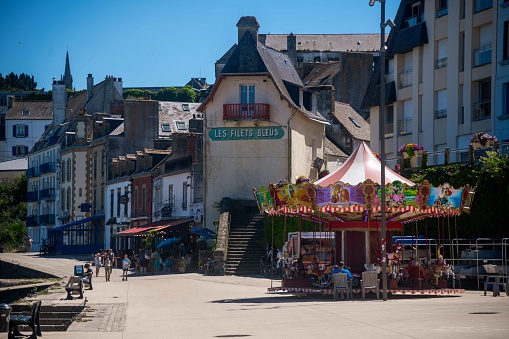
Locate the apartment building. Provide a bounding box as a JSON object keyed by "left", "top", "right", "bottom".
{"left": 363, "top": 0, "right": 504, "bottom": 167}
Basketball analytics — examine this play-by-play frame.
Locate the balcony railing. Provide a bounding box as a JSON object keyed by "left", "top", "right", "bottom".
{"left": 26, "top": 191, "right": 38, "bottom": 202}
{"left": 385, "top": 72, "right": 395, "bottom": 83}
{"left": 39, "top": 162, "right": 55, "bottom": 174}
{"left": 473, "top": 45, "right": 492, "bottom": 67}
{"left": 473, "top": 100, "right": 491, "bottom": 121}
{"left": 39, "top": 188, "right": 55, "bottom": 200}
{"left": 406, "top": 14, "right": 424, "bottom": 28}
{"left": 223, "top": 103, "right": 270, "bottom": 121}
{"left": 434, "top": 109, "right": 448, "bottom": 119}
{"left": 399, "top": 71, "right": 413, "bottom": 88}
{"left": 26, "top": 167, "right": 40, "bottom": 178}
{"left": 384, "top": 122, "right": 394, "bottom": 135}
{"left": 26, "top": 216, "right": 38, "bottom": 227}
{"left": 436, "top": 57, "right": 448, "bottom": 69}
{"left": 39, "top": 214, "right": 55, "bottom": 225}
{"left": 475, "top": 0, "right": 493, "bottom": 13}
{"left": 398, "top": 118, "right": 413, "bottom": 135}
{"left": 437, "top": 7, "right": 448, "bottom": 18}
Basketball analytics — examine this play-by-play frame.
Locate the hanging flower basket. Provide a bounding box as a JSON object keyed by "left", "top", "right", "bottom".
{"left": 318, "top": 169, "right": 330, "bottom": 179}
{"left": 398, "top": 143, "right": 424, "bottom": 159}
{"left": 470, "top": 132, "right": 497, "bottom": 149}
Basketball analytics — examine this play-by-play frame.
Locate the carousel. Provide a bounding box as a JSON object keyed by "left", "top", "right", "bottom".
{"left": 254, "top": 142, "right": 476, "bottom": 296}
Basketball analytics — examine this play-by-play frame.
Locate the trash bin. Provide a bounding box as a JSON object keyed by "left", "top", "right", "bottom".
{"left": 0, "top": 303, "right": 12, "bottom": 332}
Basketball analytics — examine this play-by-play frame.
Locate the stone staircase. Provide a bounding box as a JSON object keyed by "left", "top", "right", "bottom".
{"left": 10, "top": 303, "right": 85, "bottom": 332}
{"left": 224, "top": 200, "right": 266, "bottom": 276}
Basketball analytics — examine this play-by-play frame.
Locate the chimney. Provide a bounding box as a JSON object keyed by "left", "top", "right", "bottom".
{"left": 287, "top": 33, "right": 297, "bottom": 67}
{"left": 87, "top": 74, "right": 94, "bottom": 101}
{"left": 114, "top": 77, "right": 123, "bottom": 97}
{"left": 236, "top": 16, "right": 260, "bottom": 45}
{"left": 52, "top": 79, "right": 66, "bottom": 125}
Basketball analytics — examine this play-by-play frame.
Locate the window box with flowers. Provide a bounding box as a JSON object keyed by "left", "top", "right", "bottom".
{"left": 318, "top": 169, "right": 330, "bottom": 179}
{"left": 398, "top": 143, "right": 424, "bottom": 168}
{"left": 470, "top": 132, "right": 497, "bottom": 149}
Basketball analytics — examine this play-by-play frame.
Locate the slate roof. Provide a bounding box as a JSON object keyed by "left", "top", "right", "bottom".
{"left": 260, "top": 34, "right": 384, "bottom": 53}
{"left": 159, "top": 102, "right": 200, "bottom": 137}
{"left": 324, "top": 138, "right": 348, "bottom": 158}
{"left": 0, "top": 157, "right": 28, "bottom": 171}
{"left": 204, "top": 30, "right": 326, "bottom": 124}
{"left": 332, "top": 102, "right": 370, "bottom": 141}
{"left": 302, "top": 62, "right": 341, "bottom": 87}
{"left": 6, "top": 101, "right": 52, "bottom": 120}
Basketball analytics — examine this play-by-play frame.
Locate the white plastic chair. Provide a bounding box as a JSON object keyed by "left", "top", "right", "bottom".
{"left": 332, "top": 273, "right": 352, "bottom": 301}
{"left": 361, "top": 271, "right": 380, "bottom": 300}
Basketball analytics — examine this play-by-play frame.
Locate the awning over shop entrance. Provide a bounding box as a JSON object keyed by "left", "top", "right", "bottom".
{"left": 113, "top": 218, "right": 194, "bottom": 237}
{"left": 49, "top": 215, "right": 105, "bottom": 232}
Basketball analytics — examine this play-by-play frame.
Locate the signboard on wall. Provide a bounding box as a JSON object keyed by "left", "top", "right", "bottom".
{"left": 209, "top": 127, "right": 284, "bottom": 141}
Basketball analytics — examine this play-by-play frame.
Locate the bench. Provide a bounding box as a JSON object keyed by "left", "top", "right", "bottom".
{"left": 8, "top": 300, "right": 42, "bottom": 338}
{"left": 65, "top": 278, "right": 84, "bottom": 300}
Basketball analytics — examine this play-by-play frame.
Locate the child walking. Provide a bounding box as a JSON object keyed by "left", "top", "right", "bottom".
{"left": 122, "top": 254, "right": 131, "bottom": 281}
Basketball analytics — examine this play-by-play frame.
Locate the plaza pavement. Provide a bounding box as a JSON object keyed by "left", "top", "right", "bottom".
{"left": 1, "top": 252, "right": 509, "bottom": 338}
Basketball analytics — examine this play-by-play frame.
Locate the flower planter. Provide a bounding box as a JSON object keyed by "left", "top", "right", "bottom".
{"left": 178, "top": 266, "right": 186, "bottom": 273}
{"left": 409, "top": 156, "right": 418, "bottom": 167}
{"left": 471, "top": 142, "right": 482, "bottom": 149}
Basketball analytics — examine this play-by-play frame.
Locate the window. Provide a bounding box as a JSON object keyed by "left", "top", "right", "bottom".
{"left": 66, "top": 187, "right": 71, "bottom": 211}
{"left": 21, "top": 110, "right": 30, "bottom": 116}
{"left": 117, "top": 188, "right": 121, "bottom": 217}
{"left": 110, "top": 190, "right": 114, "bottom": 219}
{"left": 61, "top": 189, "right": 66, "bottom": 211}
{"left": 437, "top": 0, "right": 448, "bottom": 17}
{"left": 12, "top": 145, "right": 28, "bottom": 156}
{"left": 240, "top": 85, "right": 255, "bottom": 105}
{"left": 473, "top": 79, "right": 491, "bottom": 121}
{"left": 503, "top": 83, "right": 509, "bottom": 117}
{"left": 175, "top": 121, "right": 186, "bottom": 131}
{"left": 503, "top": 21, "right": 509, "bottom": 62}
{"left": 168, "top": 184, "right": 174, "bottom": 210}
{"left": 435, "top": 90, "right": 448, "bottom": 119}
{"left": 142, "top": 185, "right": 146, "bottom": 214}
{"left": 475, "top": 0, "right": 493, "bottom": 13}
{"left": 182, "top": 182, "right": 187, "bottom": 210}
{"left": 182, "top": 104, "right": 190, "bottom": 111}
{"left": 13, "top": 124, "right": 28, "bottom": 137}
{"left": 407, "top": 1, "right": 423, "bottom": 27}
{"left": 349, "top": 117, "right": 361, "bottom": 128}
{"left": 66, "top": 159, "right": 71, "bottom": 181}
{"left": 436, "top": 39, "right": 448, "bottom": 69}
{"left": 161, "top": 124, "right": 171, "bottom": 132}
{"left": 384, "top": 106, "right": 394, "bottom": 135}
{"left": 61, "top": 160, "right": 65, "bottom": 183}
{"left": 124, "top": 186, "right": 129, "bottom": 216}
{"left": 93, "top": 152, "right": 97, "bottom": 179}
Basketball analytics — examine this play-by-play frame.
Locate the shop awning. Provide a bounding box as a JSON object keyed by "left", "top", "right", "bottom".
{"left": 49, "top": 215, "right": 105, "bottom": 232}
{"left": 113, "top": 218, "right": 194, "bottom": 237}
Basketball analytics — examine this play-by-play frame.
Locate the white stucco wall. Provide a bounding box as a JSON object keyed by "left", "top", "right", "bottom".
{"left": 202, "top": 75, "right": 325, "bottom": 227}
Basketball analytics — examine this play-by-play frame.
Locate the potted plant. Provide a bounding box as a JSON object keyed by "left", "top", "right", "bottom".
{"left": 295, "top": 175, "right": 310, "bottom": 185}
{"left": 177, "top": 258, "right": 186, "bottom": 273}
{"left": 398, "top": 143, "right": 425, "bottom": 159}
{"left": 470, "top": 132, "right": 497, "bottom": 149}
{"left": 318, "top": 169, "right": 330, "bottom": 179}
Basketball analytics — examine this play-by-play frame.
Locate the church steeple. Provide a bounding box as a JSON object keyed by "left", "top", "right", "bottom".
{"left": 63, "top": 51, "right": 73, "bottom": 90}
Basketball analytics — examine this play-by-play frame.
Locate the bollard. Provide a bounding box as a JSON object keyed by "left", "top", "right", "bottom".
{"left": 0, "top": 303, "right": 12, "bottom": 333}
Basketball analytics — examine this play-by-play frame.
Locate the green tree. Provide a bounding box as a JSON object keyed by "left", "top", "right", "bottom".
{"left": 0, "top": 175, "right": 27, "bottom": 251}
{"left": 0, "top": 72, "right": 37, "bottom": 91}
{"left": 122, "top": 89, "right": 154, "bottom": 100}
{"left": 176, "top": 85, "right": 197, "bottom": 102}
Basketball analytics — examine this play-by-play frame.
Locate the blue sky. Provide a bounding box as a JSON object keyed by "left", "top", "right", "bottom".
{"left": 0, "top": 0, "right": 399, "bottom": 91}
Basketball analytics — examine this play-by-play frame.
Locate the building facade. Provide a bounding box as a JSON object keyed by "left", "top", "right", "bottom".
{"left": 364, "top": 0, "right": 503, "bottom": 167}
{"left": 199, "top": 16, "right": 328, "bottom": 229}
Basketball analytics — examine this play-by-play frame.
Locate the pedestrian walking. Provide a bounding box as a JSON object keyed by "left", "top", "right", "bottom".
{"left": 122, "top": 254, "right": 131, "bottom": 281}
{"left": 93, "top": 253, "right": 102, "bottom": 277}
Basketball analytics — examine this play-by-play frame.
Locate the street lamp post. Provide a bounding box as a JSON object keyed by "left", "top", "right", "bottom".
{"left": 369, "top": 0, "right": 394, "bottom": 302}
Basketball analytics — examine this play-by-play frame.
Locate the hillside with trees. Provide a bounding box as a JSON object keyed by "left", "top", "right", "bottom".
{"left": 0, "top": 72, "right": 37, "bottom": 91}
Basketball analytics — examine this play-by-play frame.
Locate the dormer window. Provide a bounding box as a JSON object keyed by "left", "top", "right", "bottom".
{"left": 182, "top": 104, "right": 190, "bottom": 111}
{"left": 175, "top": 121, "right": 186, "bottom": 131}
{"left": 407, "top": 1, "right": 423, "bottom": 27}
{"left": 21, "top": 110, "right": 30, "bottom": 116}
{"left": 161, "top": 124, "right": 171, "bottom": 132}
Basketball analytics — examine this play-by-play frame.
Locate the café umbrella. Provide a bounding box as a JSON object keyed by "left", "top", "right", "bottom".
{"left": 156, "top": 238, "right": 180, "bottom": 249}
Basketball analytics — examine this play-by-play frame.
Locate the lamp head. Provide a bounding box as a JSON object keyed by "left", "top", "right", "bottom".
{"left": 386, "top": 19, "right": 396, "bottom": 29}
{"left": 369, "top": 0, "right": 376, "bottom": 6}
